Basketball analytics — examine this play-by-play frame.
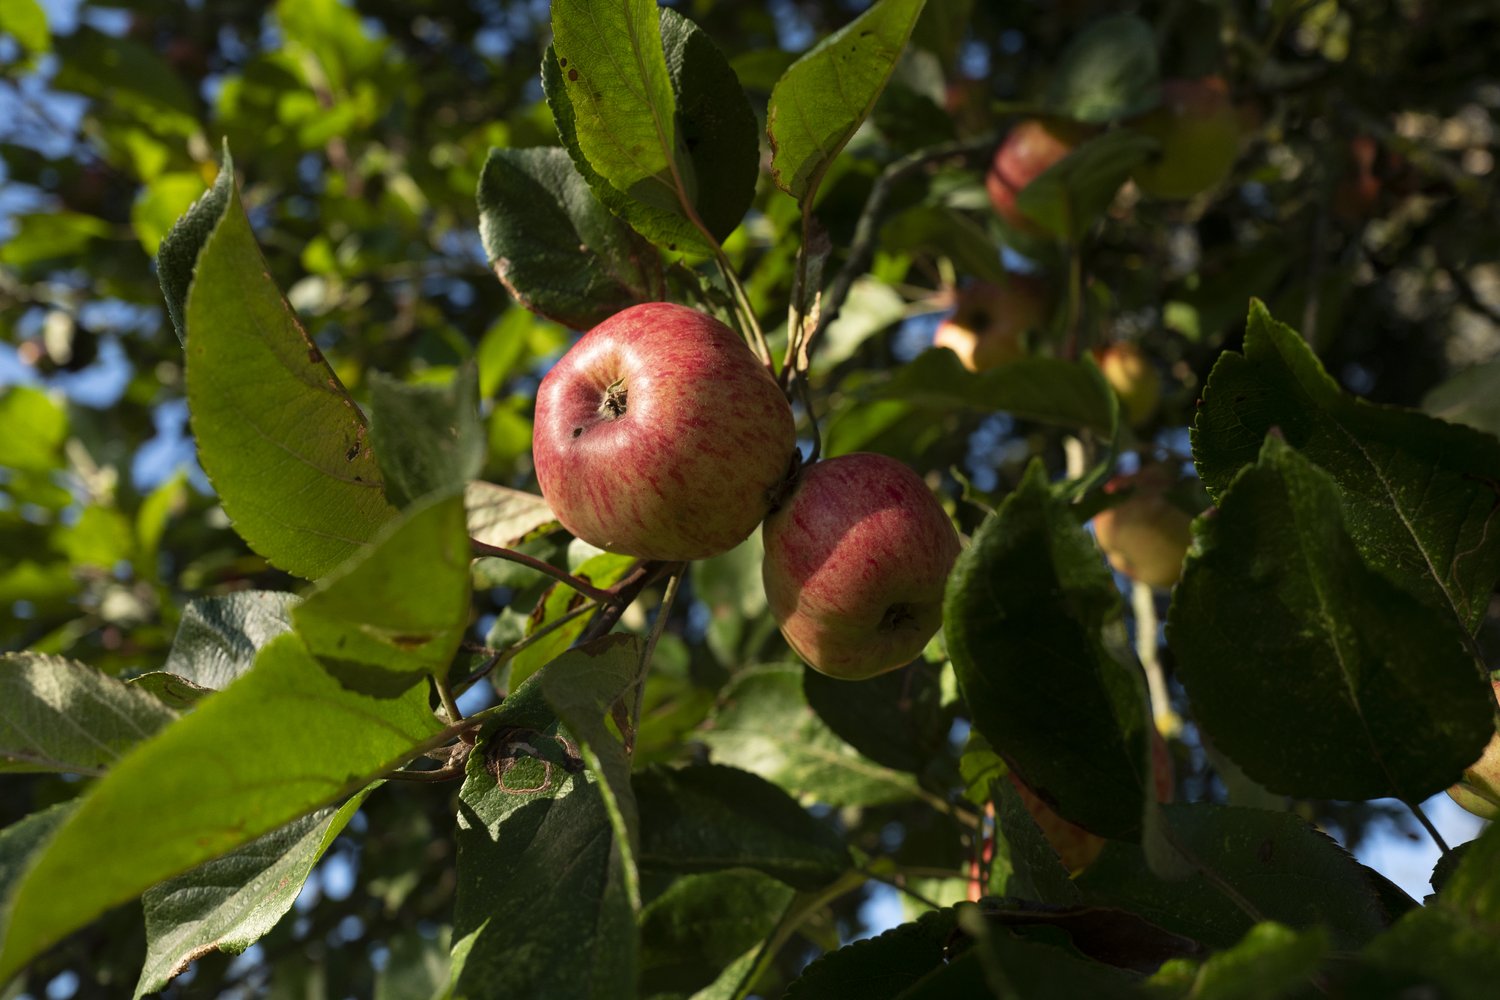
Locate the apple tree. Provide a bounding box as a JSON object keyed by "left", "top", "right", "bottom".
{"left": 2, "top": 0, "right": 1499, "bottom": 997}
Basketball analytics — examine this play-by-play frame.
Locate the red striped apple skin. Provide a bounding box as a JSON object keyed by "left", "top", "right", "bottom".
{"left": 762, "top": 453, "right": 961, "bottom": 680}
{"left": 532, "top": 303, "right": 796, "bottom": 562}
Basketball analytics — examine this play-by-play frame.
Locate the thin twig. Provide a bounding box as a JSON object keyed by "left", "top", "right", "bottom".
{"left": 453, "top": 599, "right": 600, "bottom": 696}
{"left": 628, "top": 570, "right": 682, "bottom": 753}
{"left": 433, "top": 673, "right": 465, "bottom": 727}
{"left": 1406, "top": 798, "right": 1452, "bottom": 856}
{"left": 470, "top": 538, "right": 621, "bottom": 603}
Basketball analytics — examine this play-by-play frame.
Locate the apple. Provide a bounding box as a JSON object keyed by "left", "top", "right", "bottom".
{"left": 932, "top": 276, "right": 1050, "bottom": 372}
{"left": 1010, "top": 731, "right": 1174, "bottom": 873}
{"left": 1129, "top": 77, "right": 1240, "bottom": 200}
{"left": 1091, "top": 463, "right": 1195, "bottom": 589}
{"left": 532, "top": 302, "right": 796, "bottom": 562}
{"left": 1095, "top": 341, "right": 1162, "bottom": 428}
{"left": 761, "top": 453, "right": 961, "bottom": 680}
{"left": 986, "top": 118, "right": 1089, "bottom": 233}
{"left": 1447, "top": 679, "right": 1500, "bottom": 820}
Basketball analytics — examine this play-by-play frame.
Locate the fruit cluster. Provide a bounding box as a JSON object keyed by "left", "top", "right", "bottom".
{"left": 532, "top": 302, "right": 962, "bottom": 681}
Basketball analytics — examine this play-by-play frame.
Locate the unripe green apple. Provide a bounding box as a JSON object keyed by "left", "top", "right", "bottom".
{"left": 1011, "top": 731, "right": 1175, "bottom": 873}
{"left": 1095, "top": 341, "right": 1162, "bottom": 428}
{"left": 1090, "top": 464, "right": 1194, "bottom": 589}
{"left": 986, "top": 118, "right": 1089, "bottom": 233}
{"left": 1447, "top": 680, "right": 1500, "bottom": 820}
{"left": 1129, "top": 77, "right": 1240, "bottom": 200}
{"left": 761, "top": 453, "right": 961, "bottom": 680}
{"left": 932, "top": 277, "right": 1050, "bottom": 372}
{"left": 532, "top": 302, "right": 796, "bottom": 562}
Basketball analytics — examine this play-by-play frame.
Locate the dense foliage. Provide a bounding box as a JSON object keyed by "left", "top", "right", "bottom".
{"left": 2, "top": 0, "right": 1499, "bottom": 997}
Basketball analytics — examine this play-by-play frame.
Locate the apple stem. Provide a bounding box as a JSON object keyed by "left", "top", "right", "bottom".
{"left": 470, "top": 538, "right": 622, "bottom": 604}
{"left": 794, "top": 371, "right": 822, "bottom": 463}
{"left": 1406, "top": 798, "right": 1452, "bottom": 856}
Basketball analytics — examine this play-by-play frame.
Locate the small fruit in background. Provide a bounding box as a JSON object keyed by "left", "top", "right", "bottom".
{"left": 986, "top": 118, "right": 1089, "bottom": 233}
{"left": 1448, "top": 679, "right": 1500, "bottom": 820}
{"left": 1129, "top": 77, "right": 1240, "bottom": 200}
{"left": 532, "top": 302, "right": 796, "bottom": 562}
{"left": 1011, "top": 731, "right": 1175, "bottom": 872}
{"left": 1095, "top": 341, "right": 1162, "bottom": 428}
{"left": 1091, "top": 463, "right": 1195, "bottom": 589}
{"left": 932, "top": 276, "right": 1051, "bottom": 372}
{"left": 762, "top": 453, "right": 961, "bottom": 680}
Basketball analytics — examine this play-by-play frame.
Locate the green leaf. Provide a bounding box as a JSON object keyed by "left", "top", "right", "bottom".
{"left": 0, "top": 386, "right": 67, "bottom": 473}
{"left": 1193, "top": 301, "right": 1500, "bottom": 631}
{"left": 0, "top": 653, "right": 179, "bottom": 775}
{"left": 1075, "top": 804, "right": 1390, "bottom": 951}
{"left": 634, "top": 763, "right": 852, "bottom": 889}
{"left": 1014, "top": 129, "right": 1159, "bottom": 241}
{"left": 160, "top": 591, "right": 298, "bottom": 690}
{"left": 503, "top": 550, "right": 636, "bottom": 690}
{"left": 368, "top": 363, "right": 485, "bottom": 510}
{"left": 699, "top": 664, "right": 919, "bottom": 807}
{"left": 1168, "top": 435, "right": 1493, "bottom": 802}
{"left": 1355, "top": 820, "right": 1500, "bottom": 999}
{"left": 945, "top": 460, "right": 1152, "bottom": 839}
{"left": 157, "top": 149, "right": 234, "bottom": 344}
{"left": 0, "top": 212, "right": 111, "bottom": 268}
{"left": 0, "top": 633, "right": 442, "bottom": 980}
{"left": 539, "top": 634, "right": 645, "bottom": 908}
{"left": 1045, "top": 15, "right": 1160, "bottom": 123}
{"left": 465, "top": 480, "right": 557, "bottom": 549}
{"left": 0, "top": 0, "right": 49, "bottom": 55}
{"left": 132, "top": 172, "right": 207, "bottom": 257}
{"left": 52, "top": 28, "right": 199, "bottom": 138}
{"left": 180, "top": 168, "right": 398, "bottom": 579}
{"left": 785, "top": 907, "right": 957, "bottom": 999}
{"left": 767, "top": 0, "right": 928, "bottom": 202}
{"left": 550, "top": 0, "right": 690, "bottom": 214}
{"left": 0, "top": 804, "right": 75, "bottom": 905}
{"left": 1152, "top": 922, "right": 1328, "bottom": 1000}
{"left": 133, "top": 786, "right": 377, "bottom": 998}
{"left": 950, "top": 904, "right": 1148, "bottom": 998}
{"left": 476, "top": 146, "right": 658, "bottom": 329}
{"left": 292, "top": 491, "right": 472, "bottom": 687}
{"left": 450, "top": 690, "right": 636, "bottom": 998}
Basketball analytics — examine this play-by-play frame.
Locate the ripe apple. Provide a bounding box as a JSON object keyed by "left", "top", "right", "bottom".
{"left": 1090, "top": 464, "right": 1195, "bottom": 589}
{"left": 932, "top": 277, "right": 1051, "bottom": 372}
{"left": 532, "top": 302, "right": 796, "bottom": 562}
{"left": 1447, "top": 679, "right": 1500, "bottom": 820}
{"left": 986, "top": 118, "right": 1089, "bottom": 233}
{"left": 1010, "top": 731, "right": 1174, "bottom": 872}
{"left": 1095, "top": 341, "right": 1162, "bottom": 428}
{"left": 1129, "top": 77, "right": 1240, "bottom": 200}
{"left": 761, "top": 453, "right": 961, "bottom": 680}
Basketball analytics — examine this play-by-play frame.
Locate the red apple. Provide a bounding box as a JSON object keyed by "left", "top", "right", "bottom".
{"left": 1010, "top": 731, "right": 1174, "bottom": 872}
{"left": 933, "top": 277, "right": 1051, "bottom": 372}
{"left": 761, "top": 453, "right": 961, "bottom": 680}
{"left": 986, "top": 119, "right": 1089, "bottom": 233}
{"left": 1448, "top": 679, "right": 1500, "bottom": 820}
{"left": 532, "top": 302, "right": 796, "bottom": 562}
{"left": 1129, "top": 77, "right": 1240, "bottom": 200}
{"left": 1090, "top": 464, "right": 1195, "bottom": 589}
{"left": 1095, "top": 341, "right": 1162, "bottom": 428}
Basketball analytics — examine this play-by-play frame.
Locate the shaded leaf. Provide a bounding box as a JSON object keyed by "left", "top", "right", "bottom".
{"left": 368, "top": 363, "right": 485, "bottom": 510}
{"left": 990, "top": 774, "right": 1080, "bottom": 905}
{"left": 640, "top": 870, "right": 793, "bottom": 998}
{"left": 134, "top": 786, "right": 377, "bottom": 998}
{"left": 465, "top": 480, "right": 557, "bottom": 549}
{"left": 1193, "top": 301, "right": 1500, "bottom": 631}
{"left": 803, "top": 661, "right": 947, "bottom": 775}
{"left": 1168, "top": 436, "right": 1493, "bottom": 802}
{"left": 159, "top": 591, "right": 298, "bottom": 690}
{"left": 945, "top": 460, "right": 1152, "bottom": 839}
{"left": 1423, "top": 358, "right": 1500, "bottom": 440}
{"left": 634, "top": 763, "right": 851, "bottom": 889}
{"left": 1014, "top": 129, "right": 1158, "bottom": 241}
{"left": 477, "top": 146, "right": 658, "bottom": 329}
{"left": 767, "top": 0, "right": 927, "bottom": 202}
{"left": 0, "top": 653, "right": 179, "bottom": 775}
{"left": 1045, "top": 15, "right": 1160, "bottom": 123}
{"left": 0, "top": 633, "right": 443, "bottom": 981}
{"left": 700, "top": 664, "right": 919, "bottom": 807}
{"left": 1148, "top": 922, "right": 1327, "bottom": 1000}
{"left": 785, "top": 907, "right": 957, "bottom": 999}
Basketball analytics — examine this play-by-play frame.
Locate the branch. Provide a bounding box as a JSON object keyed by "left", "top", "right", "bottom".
{"left": 470, "top": 538, "right": 623, "bottom": 604}
{"left": 452, "top": 598, "right": 600, "bottom": 696}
